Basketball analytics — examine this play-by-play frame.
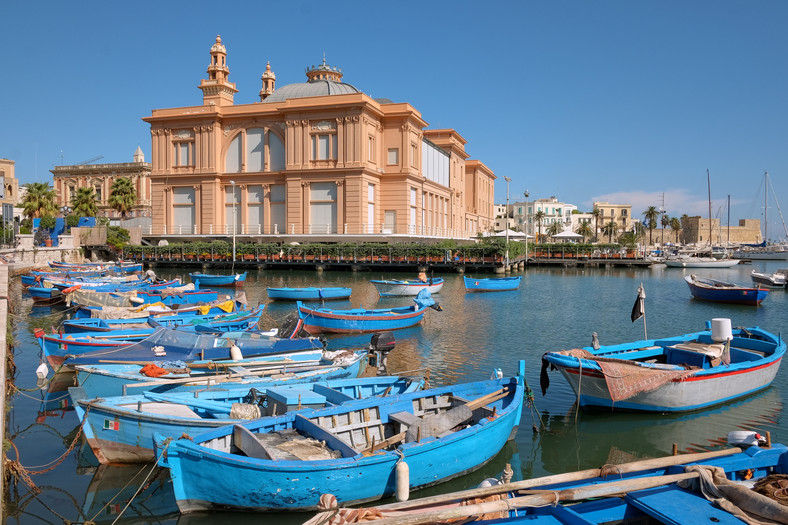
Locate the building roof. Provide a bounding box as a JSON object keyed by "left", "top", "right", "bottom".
{"left": 263, "top": 57, "right": 362, "bottom": 103}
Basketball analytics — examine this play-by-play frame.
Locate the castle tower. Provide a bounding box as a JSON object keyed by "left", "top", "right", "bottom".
{"left": 259, "top": 61, "right": 276, "bottom": 101}
{"left": 198, "top": 35, "right": 238, "bottom": 106}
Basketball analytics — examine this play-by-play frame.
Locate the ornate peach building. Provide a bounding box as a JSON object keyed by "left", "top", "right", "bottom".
{"left": 142, "top": 36, "right": 495, "bottom": 239}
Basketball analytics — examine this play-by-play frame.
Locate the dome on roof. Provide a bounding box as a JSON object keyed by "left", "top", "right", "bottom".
{"left": 210, "top": 35, "right": 226, "bottom": 54}
{"left": 263, "top": 57, "right": 362, "bottom": 103}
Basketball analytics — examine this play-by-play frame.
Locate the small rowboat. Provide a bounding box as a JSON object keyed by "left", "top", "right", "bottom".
{"left": 540, "top": 318, "right": 785, "bottom": 412}
{"left": 28, "top": 286, "right": 64, "bottom": 303}
{"left": 684, "top": 274, "right": 769, "bottom": 305}
{"left": 189, "top": 272, "right": 247, "bottom": 287}
{"left": 155, "top": 362, "right": 525, "bottom": 512}
{"left": 266, "top": 287, "right": 352, "bottom": 301}
{"left": 297, "top": 302, "right": 427, "bottom": 334}
{"left": 69, "top": 375, "right": 425, "bottom": 463}
{"left": 370, "top": 278, "right": 444, "bottom": 296}
{"left": 750, "top": 268, "right": 787, "bottom": 289}
{"left": 464, "top": 275, "right": 522, "bottom": 292}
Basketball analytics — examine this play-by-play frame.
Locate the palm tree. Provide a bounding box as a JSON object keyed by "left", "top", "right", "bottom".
{"left": 601, "top": 220, "right": 618, "bottom": 243}
{"left": 21, "top": 182, "right": 58, "bottom": 220}
{"left": 108, "top": 177, "right": 138, "bottom": 219}
{"left": 591, "top": 207, "right": 601, "bottom": 242}
{"left": 533, "top": 210, "right": 546, "bottom": 243}
{"left": 72, "top": 187, "right": 99, "bottom": 218}
{"left": 546, "top": 221, "right": 563, "bottom": 241}
{"left": 670, "top": 216, "right": 682, "bottom": 243}
{"left": 642, "top": 206, "right": 659, "bottom": 246}
{"left": 576, "top": 221, "right": 593, "bottom": 243}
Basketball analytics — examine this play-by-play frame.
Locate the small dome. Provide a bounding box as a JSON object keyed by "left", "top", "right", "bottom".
{"left": 210, "top": 35, "right": 226, "bottom": 54}
{"left": 261, "top": 61, "right": 275, "bottom": 80}
{"left": 263, "top": 57, "right": 361, "bottom": 103}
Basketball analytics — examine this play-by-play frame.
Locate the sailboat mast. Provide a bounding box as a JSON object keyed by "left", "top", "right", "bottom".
{"left": 764, "top": 171, "right": 768, "bottom": 242}
{"left": 727, "top": 194, "right": 730, "bottom": 247}
{"left": 707, "top": 169, "right": 713, "bottom": 248}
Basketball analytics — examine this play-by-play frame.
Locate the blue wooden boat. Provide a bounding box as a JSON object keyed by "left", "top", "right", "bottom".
{"left": 296, "top": 293, "right": 436, "bottom": 334}
{"left": 320, "top": 441, "right": 788, "bottom": 524}
{"left": 155, "top": 361, "right": 525, "bottom": 512}
{"left": 189, "top": 272, "right": 247, "bottom": 288}
{"left": 540, "top": 318, "right": 785, "bottom": 412}
{"left": 133, "top": 288, "right": 219, "bottom": 305}
{"left": 267, "top": 287, "right": 352, "bottom": 301}
{"left": 370, "top": 278, "right": 444, "bottom": 296}
{"left": 684, "top": 274, "right": 769, "bottom": 305}
{"left": 464, "top": 275, "right": 522, "bottom": 292}
{"left": 69, "top": 375, "right": 425, "bottom": 463}
{"left": 71, "top": 296, "right": 245, "bottom": 319}
{"left": 61, "top": 306, "right": 263, "bottom": 334}
{"left": 28, "top": 286, "right": 64, "bottom": 303}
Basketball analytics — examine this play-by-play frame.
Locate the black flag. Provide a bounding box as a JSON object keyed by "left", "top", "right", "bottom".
{"left": 631, "top": 284, "right": 645, "bottom": 322}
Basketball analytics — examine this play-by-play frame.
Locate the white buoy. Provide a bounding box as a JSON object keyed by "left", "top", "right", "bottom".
{"left": 395, "top": 460, "right": 410, "bottom": 501}
{"left": 727, "top": 431, "right": 764, "bottom": 447}
{"left": 35, "top": 362, "right": 48, "bottom": 380}
{"left": 230, "top": 344, "right": 243, "bottom": 361}
{"left": 711, "top": 318, "right": 733, "bottom": 342}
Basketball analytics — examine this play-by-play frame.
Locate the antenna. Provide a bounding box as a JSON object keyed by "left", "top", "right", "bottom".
{"left": 76, "top": 155, "right": 104, "bottom": 165}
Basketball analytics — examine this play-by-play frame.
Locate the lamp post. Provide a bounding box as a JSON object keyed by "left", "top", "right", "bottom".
{"left": 230, "top": 180, "right": 236, "bottom": 263}
{"left": 524, "top": 190, "right": 529, "bottom": 262}
{"left": 659, "top": 207, "right": 665, "bottom": 253}
{"left": 504, "top": 176, "right": 511, "bottom": 269}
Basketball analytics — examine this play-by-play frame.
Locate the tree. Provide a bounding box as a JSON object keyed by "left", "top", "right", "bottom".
{"left": 533, "top": 210, "right": 546, "bottom": 243}
{"left": 21, "top": 182, "right": 58, "bottom": 220}
{"left": 601, "top": 220, "right": 618, "bottom": 243}
{"left": 642, "top": 206, "right": 659, "bottom": 246}
{"left": 108, "top": 177, "right": 138, "bottom": 219}
{"left": 546, "top": 221, "right": 563, "bottom": 241}
{"left": 670, "top": 216, "right": 682, "bottom": 243}
{"left": 576, "top": 221, "right": 593, "bottom": 243}
{"left": 72, "top": 187, "right": 99, "bottom": 218}
{"left": 591, "top": 207, "right": 601, "bottom": 242}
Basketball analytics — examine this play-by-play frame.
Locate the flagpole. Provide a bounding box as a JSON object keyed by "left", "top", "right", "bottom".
{"left": 641, "top": 283, "right": 647, "bottom": 340}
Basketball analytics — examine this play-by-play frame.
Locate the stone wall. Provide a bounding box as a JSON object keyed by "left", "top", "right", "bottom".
{"left": 680, "top": 216, "right": 762, "bottom": 244}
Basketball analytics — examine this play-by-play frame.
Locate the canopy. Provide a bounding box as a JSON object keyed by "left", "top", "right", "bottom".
{"left": 552, "top": 231, "right": 583, "bottom": 239}
{"left": 493, "top": 229, "right": 531, "bottom": 238}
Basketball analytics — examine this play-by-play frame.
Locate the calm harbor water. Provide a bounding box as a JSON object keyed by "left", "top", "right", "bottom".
{"left": 5, "top": 260, "right": 788, "bottom": 523}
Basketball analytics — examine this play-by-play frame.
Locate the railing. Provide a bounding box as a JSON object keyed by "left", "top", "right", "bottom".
{"left": 145, "top": 223, "right": 477, "bottom": 238}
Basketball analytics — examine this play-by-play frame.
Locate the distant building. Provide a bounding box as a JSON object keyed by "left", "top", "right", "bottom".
{"left": 0, "top": 158, "right": 20, "bottom": 222}
{"left": 50, "top": 148, "right": 152, "bottom": 218}
{"left": 513, "top": 197, "right": 576, "bottom": 238}
{"left": 142, "top": 36, "right": 494, "bottom": 239}
{"left": 593, "top": 201, "right": 633, "bottom": 238}
{"left": 680, "top": 216, "right": 761, "bottom": 245}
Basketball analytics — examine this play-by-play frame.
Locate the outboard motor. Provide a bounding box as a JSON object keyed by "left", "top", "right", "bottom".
{"left": 368, "top": 332, "right": 396, "bottom": 375}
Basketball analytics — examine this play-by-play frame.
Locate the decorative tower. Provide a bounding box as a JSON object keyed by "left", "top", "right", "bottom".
{"left": 198, "top": 35, "right": 238, "bottom": 106}
{"left": 259, "top": 61, "right": 276, "bottom": 101}
{"left": 305, "top": 56, "right": 343, "bottom": 82}
{"left": 133, "top": 146, "right": 144, "bottom": 163}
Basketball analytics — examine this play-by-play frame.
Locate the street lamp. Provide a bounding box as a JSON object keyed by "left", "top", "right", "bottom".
{"left": 504, "top": 176, "right": 511, "bottom": 268}
{"left": 523, "top": 190, "right": 529, "bottom": 262}
{"left": 659, "top": 207, "right": 665, "bottom": 252}
{"left": 230, "top": 180, "right": 236, "bottom": 264}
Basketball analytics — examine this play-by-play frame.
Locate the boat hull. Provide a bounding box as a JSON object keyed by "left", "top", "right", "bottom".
{"left": 463, "top": 276, "right": 522, "bottom": 292}
{"left": 297, "top": 302, "right": 427, "bottom": 333}
{"left": 684, "top": 275, "right": 769, "bottom": 305}
{"left": 664, "top": 258, "right": 740, "bottom": 268}
{"left": 370, "top": 279, "right": 444, "bottom": 296}
{"left": 189, "top": 272, "right": 247, "bottom": 287}
{"left": 266, "top": 287, "right": 352, "bottom": 300}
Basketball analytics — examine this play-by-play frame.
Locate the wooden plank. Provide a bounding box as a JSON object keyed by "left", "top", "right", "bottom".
{"left": 232, "top": 424, "right": 274, "bottom": 460}
{"left": 359, "top": 431, "right": 406, "bottom": 455}
{"left": 293, "top": 414, "right": 357, "bottom": 457}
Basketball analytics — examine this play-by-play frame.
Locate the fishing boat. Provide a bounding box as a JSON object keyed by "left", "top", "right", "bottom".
{"left": 540, "top": 318, "right": 785, "bottom": 412}
{"left": 370, "top": 278, "right": 444, "bottom": 296}
{"left": 61, "top": 306, "right": 264, "bottom": 334}
{"left": 28, "top": 286, "right": 65, "bottom": 303}
{"left": 750, "top": 268, "right": 787, "bottom": 289}
{"left": 72, "top": 294, "right": 247, "bottom": 319}
{"left": 266, "top": 287, "right": 352, "bottom": 301}
{"left": 189, "top": 272, "right": 247, "bottom": 287}
{"left": 69, "top": 375, "right": 426, "bottom": 463}
{"left": 684, "top": 274, "right": 769, "bottom": 305}
{"left": 663, "top": 256, "right": 740, "bottom": 268}
{"left": 464, "top": 275, "right": 522, "bottom": 292}
{"left": 155, "top": 362, "right": 525, "bottom": 512}
{"left": 295, "top": 289, "right": 439, "bottom": 334}
{"left": 312, "top": 441, "right": 788, "bottom": 525}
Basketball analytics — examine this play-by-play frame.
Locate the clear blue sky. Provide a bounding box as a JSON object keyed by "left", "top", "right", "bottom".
{"left": 2, "top": 1, "right": 787, "bottom": 240}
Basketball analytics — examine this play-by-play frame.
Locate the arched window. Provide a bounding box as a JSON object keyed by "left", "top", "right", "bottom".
{"left": 269, "top": 132, "right": 285, "bottom": 171}
{"left": 225, "top": 135, "right": 242, "bottom": 173}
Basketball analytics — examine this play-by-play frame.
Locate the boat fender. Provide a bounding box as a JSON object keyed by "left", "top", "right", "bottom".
{"left": 35, "top": 362, "right": 48, "bottom": 380}
{"left": 230, "top": 344, "right": 243, "bottom": 361}
{"left": 396, "top": 459, "right": 409, "bottom": 501}
{"left": 727, "top": 431, "right": 766, "bottom": 447}
{"left": 478, "top": 478, "right": 502, "bottom": 488}
{"left": 491, "top": 368, "right": 503, "bottom": 380}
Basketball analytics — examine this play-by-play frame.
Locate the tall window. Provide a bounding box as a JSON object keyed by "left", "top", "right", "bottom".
{"left": 269, "top": 133, "right": 285, "bottom": 171}
{"left": 312, "top": 134, "right": 337, "bottom": 160}
{"left": 410, "top": 143, "right": 417, "bottom": 167}
{"left": 410, "top": 188, "right": 416, "bottom": 232}
{"left": 247, "top": 185, "right": 263, "bottom": 232}
{"left": 368, "top": 136, "right": 375, "bottom": 162}
{"left": 173, "top": 187, "right": 195, "bottom": 234}
{"left": 225, "top": 185, "right": 241, "bottom": 234}
{"left": 310, "top": 182, "right": 337, "bottom": 234}
{"left": 270, "top": 184, "right": 286, "bottom": 234}
{"left": 367, "top": 183, "right": 375, "bottom": 232}
{"left": 225, "top": 135, "right": 242, "bottom": 173}
{"left": 246, "top": 128, "right": 264, "bottom": 172}
{"left": 388, "top": 148, "right": 399, "bottom": 165}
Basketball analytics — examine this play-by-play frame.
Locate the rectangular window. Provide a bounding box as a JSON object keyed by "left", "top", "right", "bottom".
{"left": 246, "top": 129, "right": 264, "bottom": 172}
{"left": 410, "top": 143, "right": 417, "bottom": 167}
{"left": 368, "top": 183, "right": 375, "bottom": 232}
{"left": 247, "top": 185, "right": 263, "bottom": 230}
{"left": 310, "top": 182, "right": 337, "bottom": 234}
{"left": 368, "top": 136, "right": 375, "bottom": 162}
{"left": 270, "top": 184, "right": 286, "bottom": 234}
{"left": 311, "top": 134, "right": 336, "bottom": 160}
{"left": 173, "top": 187, "right": 195, "bottom": 234}
{"left": 225, "top": 185, "right": 240, "bottom": 234}
{"left": 174, "top": 142, "right": 193, "bottom": 166}
{"left": 387, "top": 148, "right": 399, "bottom": 165}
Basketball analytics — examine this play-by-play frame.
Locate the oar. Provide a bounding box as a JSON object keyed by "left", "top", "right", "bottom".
{"left": 366, "top": 472, "right": 701, "bottom": 525}
{"left": 375, "top": 446, "right": 742, "bottom": 511}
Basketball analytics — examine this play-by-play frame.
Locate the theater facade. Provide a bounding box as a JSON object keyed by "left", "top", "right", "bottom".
{"left": 143, "top": 36, "right": 495, "bottom": 241}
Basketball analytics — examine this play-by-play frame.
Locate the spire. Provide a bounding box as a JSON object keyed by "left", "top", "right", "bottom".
{"left": 259, "top": 61, "right": 276, "bottom": 101}
{"left": 133, "top": 146, "right": 144, "bottom": 163}
{"left": 198, "top": 35, "right": 238, "bottom": 106}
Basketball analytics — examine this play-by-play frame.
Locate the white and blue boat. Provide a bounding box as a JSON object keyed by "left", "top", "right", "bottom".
{"left": 267, "top": 287, "right": 352, "bottom": 301}
{"left": 464, "top": 276, "right": 522, "bottom": 292}
{"left": 370, "top": 278, "right": 444, "bottom": 296}
{"left": 69, "top": 375, "right": 426, "bottom": 463}
{"left": 155, "top": 361, "right": 525, "bottom": 512}
{"left": 189, "top": 272, "right": 247, "bottom": 288}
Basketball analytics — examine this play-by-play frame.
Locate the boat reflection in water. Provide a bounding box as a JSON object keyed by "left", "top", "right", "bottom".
{"left": 537, "top": 388, "right": 782, "bottom": 474}
{"left": 37, "top": 372, "right": 75, "bottom": 422}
